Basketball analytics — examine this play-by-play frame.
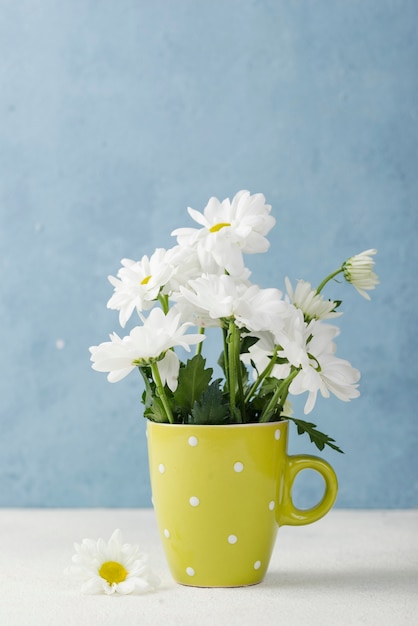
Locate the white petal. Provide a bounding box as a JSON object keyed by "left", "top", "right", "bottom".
{"left": 157, "top": 351, "right": 180, "bottom": 392}
{"left": 107, "top": 366, "right": 136, "bottom": 383}
{"left": 80, "top": 576, "right": 107, "bottom": 595}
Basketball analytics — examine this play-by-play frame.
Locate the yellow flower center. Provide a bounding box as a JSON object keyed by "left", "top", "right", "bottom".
{"left": 141, "top": 275, "right": 151, "bottom": 285}
{"left": 99, "top": 561, "right": 128, "bottom": 585}
{"left": 209, "top": 222, "right": 231, "bottom": 233}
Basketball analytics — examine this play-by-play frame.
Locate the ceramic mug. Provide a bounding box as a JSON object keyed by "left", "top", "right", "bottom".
{"left": 147, "top": 420, "right": 338, "bottom": 587}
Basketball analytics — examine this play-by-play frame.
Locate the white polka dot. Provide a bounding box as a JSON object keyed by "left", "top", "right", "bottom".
{"left": 158, "top": 464, "right": 165, "bottom": 474}
{"left": 189, "top": 496, "right": 200, "bottom": 507}
{"left": 55, "top": 339, "right": 65, "bottom": 350}
{"left": 188, "top": 436, "right": 198, "bottom": 447}
{"left": 233, "top": 462, "right": 244, "bottom": 472}
{"left": 186, "top": 567, "right": 195, "bottom": 577}
{"left": 164, "top": 529, "right": 170, "bottom": 538}
{"left": 274, "top": 429, "right": 281, "bottom": 440}
{"left": 269, "top": 500, "right": 275, "bottom": 511}
{"left": 228, "top": 534, "right": 238, "bottom": 544}
{"left": 254, "top": 560, "right": 261, "bottom": 570}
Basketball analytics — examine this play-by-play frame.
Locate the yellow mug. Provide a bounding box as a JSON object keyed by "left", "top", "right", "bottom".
{"left": 147, "top": 420, "right": 338, "bottom": 587}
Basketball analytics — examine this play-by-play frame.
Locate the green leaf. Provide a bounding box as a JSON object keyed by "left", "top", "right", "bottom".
{"left": 217, "top": 350, "right": 227, "bottom": 378}
{"left": 173, "top": 354, "right": 213, "bottom": 418}
{"left": 144, "top": 396, "right": 170, "bottom": 423}
{"left": 240, "top": 335, "right": 259, "bottom": 353}
{"left": 189, "top": 380, "right": 230, "bottom": 424}
{"left": 287, "top": 417, "right": 344, "bottom": 454}
{"left": 259, "top": 377, "right": 279, "bottom": 396}
{"left": 139, "top": 366, "right": 156, "bottom": 410}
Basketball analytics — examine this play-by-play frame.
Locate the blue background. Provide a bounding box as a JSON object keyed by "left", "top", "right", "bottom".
{"left": 1, "top": 0, "right": 417, "bottom": 508}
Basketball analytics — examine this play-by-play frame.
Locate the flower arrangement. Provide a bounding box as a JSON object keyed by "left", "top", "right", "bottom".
{"left": 90, "top": 190, "right": 378, "bottom": 452}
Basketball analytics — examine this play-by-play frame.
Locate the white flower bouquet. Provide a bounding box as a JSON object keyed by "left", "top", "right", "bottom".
{"left": 90, "top": 191, "right": 378, "bottom": 452}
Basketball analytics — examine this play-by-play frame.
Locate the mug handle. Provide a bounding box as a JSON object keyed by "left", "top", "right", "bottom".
{"left": 278, "top": 454, "right": 338, "bottom": 526}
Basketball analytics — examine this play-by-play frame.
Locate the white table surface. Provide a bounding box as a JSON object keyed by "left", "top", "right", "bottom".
{"left": 0, "top": 508, "right": 416, "bottom": 626}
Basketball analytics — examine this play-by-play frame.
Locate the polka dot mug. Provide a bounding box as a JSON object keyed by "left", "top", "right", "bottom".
{"left": 147, "top": 420, "right": 338, "bottom": 587}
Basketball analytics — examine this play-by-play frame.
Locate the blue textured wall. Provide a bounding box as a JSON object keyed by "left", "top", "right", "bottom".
{"left": 1, "top": 0, "right": 417, "bottom": 508}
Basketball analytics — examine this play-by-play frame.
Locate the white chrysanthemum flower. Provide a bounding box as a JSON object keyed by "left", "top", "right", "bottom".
{"left": 163, "top": 243, "right": 251, "bottom": 295}
{"left": 163, "top": 245, "right": 204, "bottom": 293}
{"left": 342, "top": 248, "right": 379, "bottom": 300}
{"left": 66, "top": 529, "right": 160, "bottom": 595}
{"left": 107, "top": 249, "right": 174, "bottom": 327}
{"left": 285, "top": 277, "right": 342, "bottom": 321}
{"left": 179, "top": 274, "right": 247, "bottom": 321}
{"left": 172, "top": 190, "right": 275, "bottom": 275}
{"left": 289, "top": 321, "right": 360, "bottom": 414}
{"left": 273, "top": 305, "right": 312, "bottom": 370}
{"left": 89, "top": 307, "right": 205, "bottom": 387}
{"left": 179, "top": 273, "right": 286, "bottom": 333}
{"left": 235, "top": 285, "right": 290, "bottom": 333}
{"left": 171, "top": 294, "right": 223, "bottom": 328}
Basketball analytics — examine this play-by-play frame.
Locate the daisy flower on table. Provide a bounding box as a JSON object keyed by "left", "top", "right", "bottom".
{"left": 66, "top": 529, "right": 160, "bottom": 595}
{"left": 171, "top": 190, "right": 275, "bottom": 275}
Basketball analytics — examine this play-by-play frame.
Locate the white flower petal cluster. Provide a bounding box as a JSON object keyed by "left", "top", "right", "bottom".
{"left": 243, "top": 310, "right": 360, "bottom": 414}
{"left": 342, "top": 248, "right": 379, "bottom": 300}
{"left": 107, "top": 249, "right": 174, "bottom": 327}
{"left": 89, "top": 307, "right": 205, "bottom": 389}
{"left": 288, "top": 322, "right": 361, "bottom": 414}
{"left": 90, "top": 190, "right": 378, "bottom": 436}
{"left": 172, "top": 190, "right": 275, "bottom": 275}
{"left": 163, "top": 244, "right": 205, "bottom": 292}
{"left": 274, "top": 306, "right": 312, "bottom": 370}
{"left": 178, "top": 273, "right": 286, "bottom": 333}
{"left": 285, "top": 277, "right": 342, "bottom": 321}
{"left": 66, "top": 529, "right": 160, "bottom": 595}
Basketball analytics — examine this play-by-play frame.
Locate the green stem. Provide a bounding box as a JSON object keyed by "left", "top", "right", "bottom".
{"left": 244, "top": 346, "right": 279, "bottom": 404}
{"left": 150, "top": 361, "right": 174, "bottom": 424}
{"left": 227, "top": 319, "right": 237, "bottom": 420}
{"left": 232, "top": 323, "right": 246, "bottom": 422}
{"left": 316, "top": 267, "right": 343, "bottom": 294}
{"left": 158, "top": 293, "right": 170, "bottom": 314}
{"left": 259, "top": 368, "right": 299, "bottom": 423}
{"left": 195, "top": 327, "right": 205, "bottom": 355}
{"left": 222, "top": 325, "right": 229, "bottom": 389}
